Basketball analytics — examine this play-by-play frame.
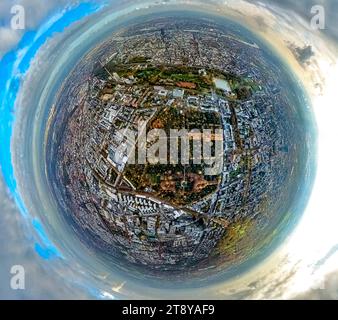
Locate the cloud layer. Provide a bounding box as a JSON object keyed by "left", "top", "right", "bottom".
{"left": 0, "top": 0, "right": 80, "bottom": 57}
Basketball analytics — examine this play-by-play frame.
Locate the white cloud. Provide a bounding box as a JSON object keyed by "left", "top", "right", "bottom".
{"left": 0, "top": 0, "right": 79, "bottom": 58}
{"left": 0, "top": 27, "right": 21, "bottom": 55}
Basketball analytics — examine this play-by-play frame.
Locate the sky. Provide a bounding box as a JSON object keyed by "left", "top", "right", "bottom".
{"left": 0, "top": 0, "right": 338, "bottom": 299}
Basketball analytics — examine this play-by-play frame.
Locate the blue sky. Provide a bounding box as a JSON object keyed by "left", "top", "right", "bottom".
{"left": 0, "top": 0, "right": 337, "bottom": 300}
{"left": 0, "top": 0, "right": 103, "bottom": 261}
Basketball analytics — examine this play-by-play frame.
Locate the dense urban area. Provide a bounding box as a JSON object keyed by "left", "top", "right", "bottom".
{"left": 48, "top": 17, "right": 299, "bottom": 278}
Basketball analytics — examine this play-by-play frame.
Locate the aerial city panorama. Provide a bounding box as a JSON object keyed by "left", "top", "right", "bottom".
{"left": 47, "top": 16, "right": 308, "bottom": 282}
